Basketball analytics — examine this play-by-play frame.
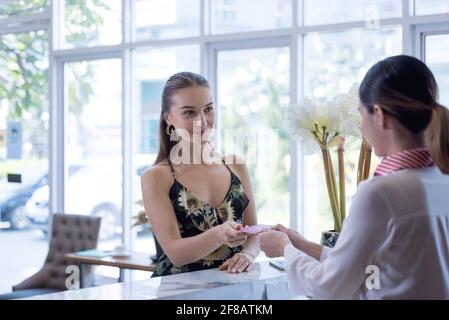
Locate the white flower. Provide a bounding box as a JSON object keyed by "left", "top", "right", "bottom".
{"left": 285, "top": 83, "right": 361, "bottom": 155}
{"left": 285, "top": 98, "right": 340, "bottom": 155}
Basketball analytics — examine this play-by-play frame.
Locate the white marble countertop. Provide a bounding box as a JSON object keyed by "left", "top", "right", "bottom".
{"left": 23, "top": 261, "right": 292, "bottom": 300}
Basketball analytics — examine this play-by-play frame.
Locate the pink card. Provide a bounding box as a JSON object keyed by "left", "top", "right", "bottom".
{"left": 240, "top": 225, "right": 272, "bottom": 234}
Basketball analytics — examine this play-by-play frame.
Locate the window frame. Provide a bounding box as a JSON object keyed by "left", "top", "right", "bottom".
{"left": 414, "top": 22, "right": 449, "bottom": 61}
{"left": 2, "top": 0, "right": 449, "bottom": 251}
{"left": 46, "top": 0, "right": 449, "bottom": 247}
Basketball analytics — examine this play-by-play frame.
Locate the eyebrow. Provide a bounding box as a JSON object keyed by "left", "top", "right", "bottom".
{"left": 181, "top": 102, "right": 214, "bottom": 110}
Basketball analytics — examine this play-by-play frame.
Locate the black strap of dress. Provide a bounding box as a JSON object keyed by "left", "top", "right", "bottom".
{"left": 167, "top": 157, "right": 233, "bottom": 179}
{"left": 167, "top": 158, "right": 176, "bottom": 179}
{"left": 221, "top": 158, "right": 233, "bottom": 175}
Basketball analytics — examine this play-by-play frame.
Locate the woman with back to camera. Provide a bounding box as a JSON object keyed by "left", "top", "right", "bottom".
{"left": 259, "top": 55, "right": 449, "bottom": 299}
{"left": 141, "top": 72, "right": 259, "bottom": 277}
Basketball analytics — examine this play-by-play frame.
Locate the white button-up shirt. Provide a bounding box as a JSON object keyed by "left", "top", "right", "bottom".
{"left": 284, "top": 167, "right": 449, "bottom": 299}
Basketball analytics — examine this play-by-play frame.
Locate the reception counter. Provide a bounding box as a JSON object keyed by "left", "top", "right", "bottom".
{"left": 23, "top": 261, "right": 294, "bottom": 300}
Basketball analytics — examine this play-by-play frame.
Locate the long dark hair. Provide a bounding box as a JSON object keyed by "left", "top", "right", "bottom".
{"left": 360, "top": 55, "right": 449, "bottom": 174}
{"left": 154, "top": 71, "right": 210, "bottom": 165}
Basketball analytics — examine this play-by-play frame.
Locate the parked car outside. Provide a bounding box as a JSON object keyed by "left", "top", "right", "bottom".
{"left": 0, "top": 163, "right": 48, "bottom": 230}
{"left": 26, "top": 159, "right": 151, "bottom": 240}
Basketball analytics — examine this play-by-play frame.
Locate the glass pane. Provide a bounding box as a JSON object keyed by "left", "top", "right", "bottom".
{"left": 211, "top": 0, "right": 292, "bottom": 34}
{"left": 217, "top": 47, "right": 290, "bottom": 226}
{"left": 0, "top": 30, "right": 49, "bottom": 229}
{"left": 64, "top": 0, "right": 121, "bottom": 48}
{"left": 133, "top": 45, "right": 200, "bottom": 259}
{"left": 65, "top": 59, "right": 122, "bottom": 246}
{"left": 134, "top": 0, "right": 200, "bottom": 41}
{"left": 303, "top": 0, "right": 401, "bottom": 26}
{"left": 303, "top": 27, "right": 401, "bottom": 242}
{"left": 415, "top": 0, "right": 449, "bottom": 15}
{"left": 0, "top": 30, "right": 48, "bottom": 293}
{"left": 0, "top": 0, "right": 49, "bottom": 19}
{"left": 425, "top": 34, "right": 449, "bottom": 106}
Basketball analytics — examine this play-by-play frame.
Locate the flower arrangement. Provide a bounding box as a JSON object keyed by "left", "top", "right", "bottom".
{"left": 286, "top": 85, "right": 372, "bottom": 232}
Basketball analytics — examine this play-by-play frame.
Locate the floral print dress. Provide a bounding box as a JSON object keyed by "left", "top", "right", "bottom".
{"left": 152, "top": 159, "right": 250, "bottom": 277}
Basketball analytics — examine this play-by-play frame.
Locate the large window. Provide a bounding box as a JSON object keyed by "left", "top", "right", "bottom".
{"left": 134, "top": 0, "right": 200, "bottom": 41}
{"left": 0, "top": 28, "right": 49, "bottom": 292}
{"left": 2, "top": 1, "right": 449, "bottom": 290}
{"left": 217, "top": 46, "right": 290, "bottom": 226}
{"left": 414, "top": 0, "right": 449, "bottom": 15}
{"left": 64, "top": 59, "right": 122, "bottom": 242}
{"left": 424, "top": 33, "right": 449, "bottom": 105}
{"left": 211, "top": 0, "right": 292, "bottom": 34}
{"left": 0, "top": 29, "right": 49, "bottom": 228}
{"left": 302, "top": 27, "right": 401, "bottom": 241}
{"left": 63, "top": 0, "right": 122, "bottom": 48}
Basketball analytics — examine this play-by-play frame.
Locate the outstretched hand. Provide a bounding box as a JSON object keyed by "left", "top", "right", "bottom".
{"left": 259, "top": 230, "right": 291, "bottom": 258}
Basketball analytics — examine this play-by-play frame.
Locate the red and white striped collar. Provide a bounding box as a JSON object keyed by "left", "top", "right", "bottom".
{"left": 374, "top": 148, "right": 434, "bottom": 177}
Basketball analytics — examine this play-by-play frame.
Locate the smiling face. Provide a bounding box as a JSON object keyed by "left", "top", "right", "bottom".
{"left": 165, "top": 85, "right": 215, "bottom": 145}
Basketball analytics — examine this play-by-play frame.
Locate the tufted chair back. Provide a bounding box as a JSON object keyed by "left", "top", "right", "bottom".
{"left": 13, "top": 214, "right": 101, "bottom": 291}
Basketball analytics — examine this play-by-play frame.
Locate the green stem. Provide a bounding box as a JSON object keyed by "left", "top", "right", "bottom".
{"left": 322, "top": 148, "right": 341, "bottom": 232}
{"left": 363, "top": 142, "right": 372, "bottom": 181}
{"left": 338, "top": 145, "right": 346, "bottom": 223}
{"left": 328, "top": 151, "right": 339, "bottom": 213}
{"left": 357, "top": 139, "right": 366, "bottom": 185}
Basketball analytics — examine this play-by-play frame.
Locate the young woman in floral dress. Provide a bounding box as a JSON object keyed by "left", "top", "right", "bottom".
{"left": 141, "top": 72, "right": 259, "bottom": 277}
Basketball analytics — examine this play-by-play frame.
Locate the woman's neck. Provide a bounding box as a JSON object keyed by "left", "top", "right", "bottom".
{"left": 386, "top": 132, "right": 426, "bottom": 156}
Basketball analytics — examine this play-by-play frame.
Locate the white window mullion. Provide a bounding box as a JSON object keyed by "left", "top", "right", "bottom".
{"left": 123, "top": 0, "right": 132, "bottom": 44}
{"left": 208, "top": 45, "right": 220, "bottom": 149}
{"left": 48, "top": 57, "right": 65, "bottom": 238}
{"left": 122, "top": 49, "right": 133, "bottom": 255}
{"left": 0, "top": 12, "right": 50, "bottom": 35}
{"left": 51, "top": 0, "right": 63, "bottom": 50}
{"left": 49, "top": 0, "right": 64, "bottom": 242}
{"left": 403, "top": 0, "right": 414, "bottom": 56}
{"left": 290, "top": 0, "right": 298, "bottom": 231}
{"left": 122, "top": 0, "right": 134, "bottom": 256}
{"left": 293, "top": 0, "right": 306, "bottom": 234}
{"left": 200, "top": 0, "right": 207, "bottom": 75}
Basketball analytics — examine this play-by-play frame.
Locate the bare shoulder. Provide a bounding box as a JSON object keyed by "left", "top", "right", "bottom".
{"left": 223, "top": 154, "right": 249, "bottom": 180}
{"left": 141, "top": 160, "right": 173, "bottom": 191}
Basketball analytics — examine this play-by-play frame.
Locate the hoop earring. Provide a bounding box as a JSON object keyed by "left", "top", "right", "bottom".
{"left": 166, "top": 125, "right": 174, "bottom": 136}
